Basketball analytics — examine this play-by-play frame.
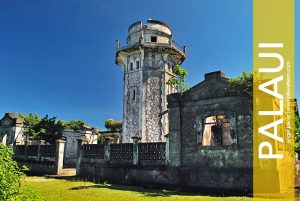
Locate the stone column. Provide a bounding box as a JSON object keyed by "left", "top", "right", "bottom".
{"left": 104, "top": 137, "right": 113, "bottom": 163}
{"left": 54, "top": 139, "right": 66, "bottom": 175}
{"left": 37, "top": 140, "right": 45, "bottom": 162}
{"left": 25, "top": 140, "right": 32, "bottom": 160}
{"left": 165, "top": 133, "right": 170, "bottom": 163}
{"left": 76, "top": 138, "right": 88, "bottom": 176}
{"left": 132, "top": 135, "right": 141, "bottom": 165}
{"left": 168, "top": 107, "right": 182, "bottom": 167}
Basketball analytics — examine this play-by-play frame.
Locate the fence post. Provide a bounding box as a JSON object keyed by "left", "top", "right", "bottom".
{"left": 25, "top": 140, "right": 32, "bottom": 160}
{"left": 37, "top": 140, "right": 45, "bottom": 162}
{"left": 76, "top": 138, "right": 88, "bottom": 176}
{"left": 165, "top": 133, "right": 170, "bottom": 163}
{"left": 104, "top": 137, "right": 113, "bottom": 163}
{"left": 132, "top": 135, "right": 141, "bottom": 166}
{"left": 54, "top": 139, "right": 66, "bottom": 175}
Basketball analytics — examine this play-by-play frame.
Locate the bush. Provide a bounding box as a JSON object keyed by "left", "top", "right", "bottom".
{"left": 0, "top": 144, "right": 26, "bottom": 200}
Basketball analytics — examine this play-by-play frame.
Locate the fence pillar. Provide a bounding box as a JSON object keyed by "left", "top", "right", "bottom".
{"left": 37, "top": 140, "right": 45, "bottom": 161}
{"left": 54, "top": 139, "right": 66, "bottom": 175}
{"left": 132, "top": 135, "right": 141, "bottom": 165}
{"left": 76, "top": 138, "right": 88, "bottom": 176}
{"left": 104, "top": 137, "right": 113, "bottom": 163}
{"left": 24, "top": 140, "right": 32, "bottom": 160}
{"left": 165, "top": 133, "right": 170, "bottom": 163}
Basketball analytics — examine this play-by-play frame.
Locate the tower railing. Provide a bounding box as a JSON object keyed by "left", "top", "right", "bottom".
{"left": 116, "top": 40, "right": 186, "bottom": 55}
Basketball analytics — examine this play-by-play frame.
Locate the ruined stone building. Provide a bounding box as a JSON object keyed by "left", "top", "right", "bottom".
{"left": 116, "top": 20, "right": 186, "bottom": 143}
{"left": 0, "top": 113, "right": 25, "bottom": 145}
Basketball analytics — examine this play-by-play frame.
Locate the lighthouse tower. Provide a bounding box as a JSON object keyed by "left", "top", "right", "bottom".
{"left": 116, "top": 19, "right": 186, "bottom": 143}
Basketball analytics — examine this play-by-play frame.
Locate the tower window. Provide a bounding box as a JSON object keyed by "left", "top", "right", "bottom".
{"left": 130, "top": 62, "right": 133, "bottom": 70}
{"left": 129, "top": 87, "right": 137, "bottom": 102}
{"left": 151, "top": 36, "right": 157, "bottom": 42}
{"left": 136, "top": 61, "right": 140, "bottom": 69}
{"left": 133, "top": 89, "right": 136, "bottom": 101}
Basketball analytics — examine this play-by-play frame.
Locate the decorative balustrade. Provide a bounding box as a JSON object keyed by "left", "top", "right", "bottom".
{"left": 138, "top": 142, "right": 166, "bottom": 161}
{"left": 26, "top": 145, "right": 39, "bottom": 157}
{"left": 82, "top": 144, "right": 104, "bottom": 159}
{"left": 14, "top": 144, "right": 56, "bottom": 160}
{"left": 110, "top": 143, "right": 133, "bottom": 160}
{"left": 80, "top": 141, "right": 167, "bottom": 166}
{"left": 14, "top": 145, "right": 26, "bottom": 156}
{"left": 40, "top": 145, "right": 56, "bottom": 158}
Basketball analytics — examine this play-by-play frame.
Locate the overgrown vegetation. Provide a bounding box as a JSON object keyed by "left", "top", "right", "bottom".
{"left": 0, "top": 144, "right": 27, "bottom": 200}
{"left": 295, "top": 115, "right": 300, "bottom": 154}
{"left": 166, "top": 64, "right": 189, "bottom": 93}
{"left": 226, "top": 71, "right": 253, "bottom": 97}
{"left": 104, "top": 119, "right": 122, "bottom": 132}
{"left": 18, "top": 112, "right": 86, "bottom": 144}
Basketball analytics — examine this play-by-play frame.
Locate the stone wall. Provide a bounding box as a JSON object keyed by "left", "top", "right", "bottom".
{"left": 62, "top": 128, "right": 97, "bottom": 167}
{"left": 0, "top": 113, "right": 25, "bottom": 145}
{"left": 13, "top": 140, "right": 66, "bottom": 175}
{"left": 167, "top": 71, "right": 253, "bottom": 192}
{"left": 77, "top": 71, "right": 253, "bottom": 194}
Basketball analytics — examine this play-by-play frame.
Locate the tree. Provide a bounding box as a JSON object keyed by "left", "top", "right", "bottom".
{"left": 104, "top": 119, "right": 122, "bottom": 132}
{"left": 18, "top": 112, "right": 41, "bottom": 139}
{"left": 226, "top": 71, "right": 253, "bottom": 97}
{"left": 66, "top": 120, "right": 85, "bottom": 131}
{"left": 166, "top": 64, "right": 189, "bottom": 93}
{"left": 33, "top": 115, "right": 65, "bottom": 144}
{"left": 19, "top": 113, "right": 88, "bottom": 143}
{"left": 0, "top": 144, "right": 26, "bottom": 200}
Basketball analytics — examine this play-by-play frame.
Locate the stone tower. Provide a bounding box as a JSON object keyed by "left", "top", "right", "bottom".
{"left": 116, "top": 20, "right": 185, "bottom": 143}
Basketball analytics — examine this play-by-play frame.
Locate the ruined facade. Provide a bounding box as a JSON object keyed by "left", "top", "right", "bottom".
{"left": 167, "top": 71, "right": 253, "bottom": 191}
{"left": 0, "top": 113, "right": 25, "bottom": 145}
{"left": 77, "top": 71, "right": 253, "bottom": 193}
{"left": 116, "top": 20, "right": 186, "bottom": 143}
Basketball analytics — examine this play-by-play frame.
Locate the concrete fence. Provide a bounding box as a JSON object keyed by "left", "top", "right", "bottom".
{"left": 13, "top": 139, "right": 66, "bottom": 175}
{"left": 76, "top": 137, "right": 167, "bottom": 174}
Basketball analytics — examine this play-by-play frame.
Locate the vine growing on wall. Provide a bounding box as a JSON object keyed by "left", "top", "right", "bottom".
{"left": 166, "top": 64, "right": 189, "bottom": 93}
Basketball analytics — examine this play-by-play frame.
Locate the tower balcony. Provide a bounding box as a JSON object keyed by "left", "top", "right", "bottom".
{"left": 115, "top": 39, "right": 186, "bottom": 66}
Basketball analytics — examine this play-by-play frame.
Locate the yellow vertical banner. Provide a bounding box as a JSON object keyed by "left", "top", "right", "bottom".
{"left": 253, "top": 0, "right": 295, "bottom": 200}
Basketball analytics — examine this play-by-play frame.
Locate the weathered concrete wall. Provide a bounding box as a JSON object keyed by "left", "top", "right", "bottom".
{"left": 78, "top": 161, "right": 250, "bottom": 193}
{"left": 167, "top": 71, "right": 253, "bottom": 192}
{"left": 63, "top": 129, "right": 97, "bottom": 167}
{"left": 0, "top": 113, "right": 25, "bottom": 145}
{"left": 17, "top": 160, "right": 56, "bottom": 175}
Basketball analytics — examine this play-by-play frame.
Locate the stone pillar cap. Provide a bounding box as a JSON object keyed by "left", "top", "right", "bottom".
{"left": 132, "top": 133, "right": 141, "bottom": 140}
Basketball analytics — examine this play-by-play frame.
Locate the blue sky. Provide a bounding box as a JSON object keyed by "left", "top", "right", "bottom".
{"left": 0, "top": 0, "right": 298, "bottom": 129}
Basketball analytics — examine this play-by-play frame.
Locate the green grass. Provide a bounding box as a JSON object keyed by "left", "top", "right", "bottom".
{"left": 21, "top": 177, "right": 252, "bottom": 201}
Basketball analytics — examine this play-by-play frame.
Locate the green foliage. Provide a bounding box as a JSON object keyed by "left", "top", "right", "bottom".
{"left": 166, "top": 64, "right": 189, "bottom": 93}
{"left": 104, "top": 119, "right": 122, "bottom": 131}
{"left": 33, "top": 115, "right": 65, "bottom": 144}
{"left": 16, "top": 185, "right": 47, "bottom": 201}
{"left": 65, "top": 120, "right": 85, "bottom": 131}
{"left": 18, "top": 113, "right": 86, "bottom": 143}
{"left": 18, "top": 112, "right": 42, "bottom": 139}
{"left": 0, "top": 144, "right": 26, "bottom": 200}
{"left": 295, "top": 115, "right": 300, "bottom": 154}
{"left": 226, "top": 71, "right": 253, "bottom": 96}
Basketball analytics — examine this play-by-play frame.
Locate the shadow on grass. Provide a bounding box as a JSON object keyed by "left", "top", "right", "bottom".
{"left": 68, "top": 183, "right": 201, "bottom": 197}
{"left": 53, "top": 176, "right": 250, "bottom": 198}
